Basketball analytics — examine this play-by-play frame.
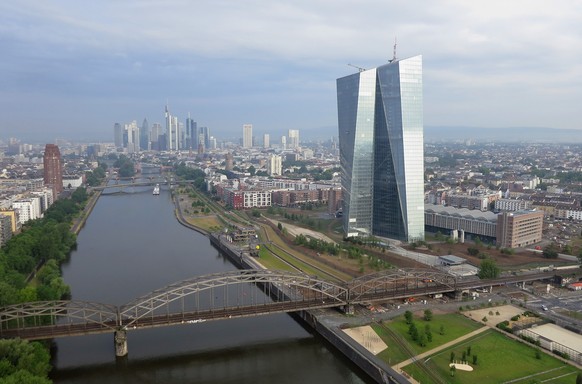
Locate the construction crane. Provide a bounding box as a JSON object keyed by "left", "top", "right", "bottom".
{"left": 347, "top": 63, "right": 366, "bottom": 72}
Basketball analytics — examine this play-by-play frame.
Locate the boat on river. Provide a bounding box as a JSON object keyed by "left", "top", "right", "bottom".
{"left": 153, "top": 184, "right": 160, "bottom": 195}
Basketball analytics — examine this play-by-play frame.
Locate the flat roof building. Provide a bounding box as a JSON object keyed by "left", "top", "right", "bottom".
{"left": 496, "top": 210, "right": 544, "bottom": 248}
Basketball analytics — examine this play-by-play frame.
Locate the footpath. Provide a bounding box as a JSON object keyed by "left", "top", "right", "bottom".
{"left": 392, "top": 326, "right": 489, "bottom": 371}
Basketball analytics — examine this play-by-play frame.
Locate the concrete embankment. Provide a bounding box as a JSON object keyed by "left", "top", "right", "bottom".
{"left": 71, "top": 190, "right": 102, "bottom": 235}
{"left": 208, "top": 232, "right": 408, "bottom": 384}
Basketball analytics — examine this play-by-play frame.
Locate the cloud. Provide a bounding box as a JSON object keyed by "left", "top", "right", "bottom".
{"left": 1, "top": 0, "right": 581, "bottom": 141}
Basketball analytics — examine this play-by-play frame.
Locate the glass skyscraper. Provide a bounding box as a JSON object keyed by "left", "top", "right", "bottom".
{"left": 337, "top": 55, "right": 424, "bottom": 242}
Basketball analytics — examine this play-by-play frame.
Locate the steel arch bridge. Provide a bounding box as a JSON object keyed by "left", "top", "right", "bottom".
{"left": 349, "top": 268, "right": 457, "bottom": 302}
{"left": 0, "top": 268, "right": 458, "bottom": 342}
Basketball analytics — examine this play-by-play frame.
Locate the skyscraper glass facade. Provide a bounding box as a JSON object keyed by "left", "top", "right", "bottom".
{"left": 337, "top": 56, "right": 424, "bottom": 242}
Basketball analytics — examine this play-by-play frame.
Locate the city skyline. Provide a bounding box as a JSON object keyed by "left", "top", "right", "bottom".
{"left": 1, "top": 1, "right": 581, "bottom": 142}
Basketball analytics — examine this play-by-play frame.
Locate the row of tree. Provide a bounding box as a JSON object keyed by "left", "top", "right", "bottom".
{"left": 0, "top": 187, "right": 90, "bottom": 382}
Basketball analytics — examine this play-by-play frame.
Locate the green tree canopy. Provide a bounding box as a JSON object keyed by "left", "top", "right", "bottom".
{"left": 477, "top": 258, "right": 500, "bottom": 279}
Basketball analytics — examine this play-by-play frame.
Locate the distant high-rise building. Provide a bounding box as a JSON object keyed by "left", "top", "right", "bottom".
{"left": 281, "top": 136, "right": 286, "bottom": 150}
{"left": 140, "top": 118, "right": 150, "bottom": 151}
{"left": 186, "top": 115, "right": 197, "bottom": 150}
{"left": 125, "top": 120, "right": 140, "bottom": 153}
{"left": 268, "top": 154, "right": 282, "bottom": 176}
{"left": 114, "top": 123, "right": 123, "bottom": 148}
{"left": 263, "top": 133, "right": 270, "bottom": 148}
{"left": 243, "top": 124, "right": 253, "bottom": 148}
{"left": 165, "top": 105, "right": 179, "bottom": 151}
{"left": 337, "top": 55, "right": 424, "bottom": 242}
{"left": 43, "top": 144, "right": 63, "bottom": 198}
{"left": 172, "top": 116, "right": 180, "bottom": 150}
{"left": 176, "top": 120, "right": 184, "bottom": 149}
{"left": 150, "top": 123, "right": 162, "bottom": 150}
{"left": 199, "top": 126, "right": 210, "bottom": 149}
{"left": 288, "top": 129, "right": 300, "bottom": 149}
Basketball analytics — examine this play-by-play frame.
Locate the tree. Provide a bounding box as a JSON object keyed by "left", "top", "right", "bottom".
{"left": 477, "top": 258, "right": 500, "bottom": 279}
{"left": 424, "top": 309, "right": 433, "bottom": 321}
{"left": 0, "top": 339, "right": 51, "bottom": 382}
{"left": 408, "top": 323, "right": 419, "bottom": 341}
{"left": 576, "top": 372, "right": 582, "bottom": 384}
{"left": 472, "top": 355, "right": 478, "bottom": 365}
{"left": 418, "top": 333, "right": 427, "bottom": 347}
{"left": 277, "top": 222, "right": 283, "bottom": 231}
{"left": 439, "top": 325, "right": 445, "bottom": 335}
{"left": 450, "top": 351, "right": 455, "bottom": 363}
{"left": 542, "top": 244, "right": 559, "bottom": 259}
{"left": 247, "top": 165, "right": 256, "bottom": 176}
{"left": 404, "top": 310, "right": 413, "bottom": 324}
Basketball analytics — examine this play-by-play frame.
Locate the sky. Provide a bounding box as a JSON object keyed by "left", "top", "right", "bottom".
{"left": 1, "top": 0, "right": 581, "bottom": 143}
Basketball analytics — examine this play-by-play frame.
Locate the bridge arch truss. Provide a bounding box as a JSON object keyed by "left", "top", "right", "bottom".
{"left": 348, "top": 268, "right": 457, "bottom": 303}
{"left": 119, "top": 269, "right": 348, "bottom": 327}
{"left": 0, "top": 301, "right": 119, "bottom": 338}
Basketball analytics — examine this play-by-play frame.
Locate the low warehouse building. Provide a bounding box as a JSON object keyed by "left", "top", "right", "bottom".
{"left": 519, "top": 323, "right": 582, "bottom": 364}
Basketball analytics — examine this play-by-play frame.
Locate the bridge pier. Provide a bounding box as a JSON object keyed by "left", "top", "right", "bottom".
{"left": 342, "top": 304, "right": 354, "bottom": 315}
{"left": 114, "top": 330, "right": 128, "bottom": 357}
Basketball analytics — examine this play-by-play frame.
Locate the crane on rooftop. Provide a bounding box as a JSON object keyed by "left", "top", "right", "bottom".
{"left": 347, "top": 63, "right": 366, "bottom": 72}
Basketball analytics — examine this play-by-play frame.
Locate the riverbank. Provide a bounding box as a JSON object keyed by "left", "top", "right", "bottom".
{"left": 70, "top": 189, "right": 101, "bottom": 235}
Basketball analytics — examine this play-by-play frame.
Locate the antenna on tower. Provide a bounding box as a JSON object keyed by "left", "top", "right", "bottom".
{"left": 389, "top": 37, "right": 397, "bottom": 63}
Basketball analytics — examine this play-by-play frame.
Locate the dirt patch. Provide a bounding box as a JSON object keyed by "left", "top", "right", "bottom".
{"left": 463, "top": 304, "right": 523, "bottom": 324}
{"left": 343, "top": 325, "right": 388, "bottom": 355}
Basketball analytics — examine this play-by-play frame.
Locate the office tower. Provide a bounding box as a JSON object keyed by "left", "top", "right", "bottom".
{"left": 199, "top": 126, "right": 210, "bottom": 149}
{"left": 186, "top": 115, "right": 197, "bottom": 150}
{"left": 165, "top": 105, "right": 171, "bottom": 150}
{"left": 165, "top": 105, "right": 179, "bottom": 151}
{"left": 263, "top": 133, "right": 270, "bottom": 148}
{"left": 125, "top": 120, "right": 140, "bottom": 153}
{"left": 243, "top": 124, "right": 253, "bottom": 148}
{"left": 281, "top": 136, "right": 286, "bottom": 150}
{"left": 140, "top": 118, "right": 149, "bottom": 151}
{"left": 114, "top": 123, "right": 123, "bottom": 148}
{"left": 177, "top": 121, "right": 184, "bottom": 149}
{"left": 172, "top": 116, "right": 180, "bottom": 150}
{"left": 268, "top": 154, "right": 282, "bottom": 176}
{"left": 150, "top": 123, "right": 162, "bottom": 150}
{"left": 43, "top": 144, "right": 63, "bottom": 198}
{"left": 288, "top": 129, "right": 299, "bottom": 149}
{"left": 337, "top": 55, "right": 424, "bottom": 242}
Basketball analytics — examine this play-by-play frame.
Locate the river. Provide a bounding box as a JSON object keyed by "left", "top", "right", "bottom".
{"left": 51, "top": 185, "right": 371, "bottom": 384}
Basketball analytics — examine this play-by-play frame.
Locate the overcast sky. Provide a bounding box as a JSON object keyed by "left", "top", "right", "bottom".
{"left": 1, "top": 0, "right": 581, "bottom": 142}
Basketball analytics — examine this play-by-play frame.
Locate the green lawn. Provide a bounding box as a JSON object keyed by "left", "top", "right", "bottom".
{"left": 370, "top": 323, "right": 413, "bottom": 364}
{"left": 404, "top": 329, "right": 580, "bottom": 384}
{"left": 384, "top": 312, "right": 483, "bottom": 356}
{"left": 256, "top": 248, "right": 295, "bottom": 271}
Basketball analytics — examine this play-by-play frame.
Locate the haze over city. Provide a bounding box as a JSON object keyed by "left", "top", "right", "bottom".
{"left": 1, "top": 0, "right": 581, "bottom": 142}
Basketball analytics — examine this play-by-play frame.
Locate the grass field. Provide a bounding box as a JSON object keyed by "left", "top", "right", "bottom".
{"left": 256, "top": 247, "right": 295, "bottom": 271}
{"left": 384, "top": 312, "right": 483, "bottom": 357}
{"left": 404, "top": 329, "right": 580, "bottom": 384}
{"left": 185, "top": 215, "right": 223, "bottom": 231}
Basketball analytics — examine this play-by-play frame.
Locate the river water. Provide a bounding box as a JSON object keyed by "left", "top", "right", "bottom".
{"left": 51, "top": 185, "right": 370, "bottom": 384}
